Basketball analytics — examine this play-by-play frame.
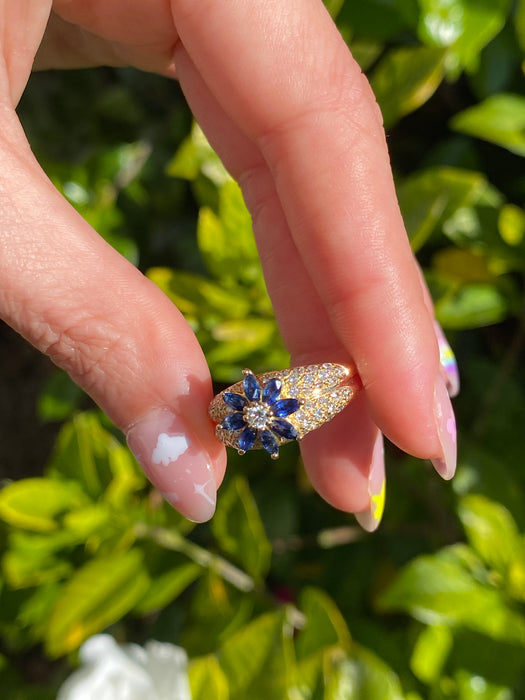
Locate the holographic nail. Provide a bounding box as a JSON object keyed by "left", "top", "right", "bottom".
{"left": 434, "top": 321, "right": 460, "bottom": 398}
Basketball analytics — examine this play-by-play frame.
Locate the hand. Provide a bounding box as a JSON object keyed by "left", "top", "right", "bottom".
{"left": 0, "top": 0, "right": 457, "bottom": 527}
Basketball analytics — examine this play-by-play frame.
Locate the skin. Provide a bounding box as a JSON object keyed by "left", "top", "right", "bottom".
{"left": 0, "top": 0, "right": 444, "bottom": 515}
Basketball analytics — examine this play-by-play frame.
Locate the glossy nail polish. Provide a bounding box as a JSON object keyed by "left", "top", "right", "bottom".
{"left": 126, "top": 408, "right": 217, "bottom": 522}
{"left": 431, "top": 375, "right": 457, "bottom": 480}
{"left": 434, "top": 321, "right": 460, "bottom": 398}
{"left": 355, "top": 431, "right": 386, "bottom": 532}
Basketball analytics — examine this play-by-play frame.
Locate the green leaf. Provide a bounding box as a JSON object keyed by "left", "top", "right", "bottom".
{"left": 134, "top": 561, "right": 201, "bottom": 615}
{"left": 197, "top": 181, "right": 262, "bottom": 285}
{"left": 218, "top": 609, "right": 288, "bottom": 697}
{"left": 37, "top": 370, "right": 85, "bottom": 422}
{"left": 337, "top": 0, "right": 418, "bottom": 42}
{"left": 296, "top": 588, "right": 351, "bottom": 661}
{"left": 410, "top": 625, "right": 453, "bottom": 683}
{"left": 516, "top": 0, "right": 525, "bottom": 53}
{"left": 212, "top": 476, "right": 271, "bottom": 579}
{"left": 397, "top": 166, "right": 491, "bottom": 252}
{"left": 323, "top": 648, "right": 404, "bottom": 700}
{"left": 44, "top": 549, "right": 149, "bottom": 657}
{"left": 167, "top": 122, "right": 230, "bottom": 186}
{"left": 378, "top": 548, "right": 525, "bottom": 644}
{"left": 147, "top": 267, "right": 251, "bottom": 320}
{"left": 451, "top": 94, "right": 525, "bottom": 156}
{"left": 370, "top": 46, "right": 446, "bottom": 128}
{"left": 190, "top": 655, "right": 230, "bottom": 700}
{"left": 499, "top": 204, "right": 525, "bottom": 247}
{"left": 433, "top": 279, "right": 511, "bottom": 329}
{"left": 454, "top": 669, "right": 514, "bottom": 700}
{"left": 3, "top": 549, "right": 71, "bottom": 589}
{"left": 207, "top": 319, "right": 279, "bottom": 368}
{"left": 418, "top": 0, "right": 512, "bottom": 75}
{"left": 47, "top": 412, "right": 125, "bottom": 498}
{"left": 0, "top": 478, "right": 88, "bottom": 532}
{"left": 17, "top": 582, "right": 63, "bottom": 643}
{"left": 457, "top": 494, "right": 520, "bottom": 574}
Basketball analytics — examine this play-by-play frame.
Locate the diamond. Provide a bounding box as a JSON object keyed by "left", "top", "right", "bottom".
{"left": 244, "top": 403, "right": 272, "bottom": 430}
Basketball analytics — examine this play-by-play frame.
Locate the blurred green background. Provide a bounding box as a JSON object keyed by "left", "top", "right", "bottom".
{"left": 2, "top": 0, "right": 525, "bottom": 697}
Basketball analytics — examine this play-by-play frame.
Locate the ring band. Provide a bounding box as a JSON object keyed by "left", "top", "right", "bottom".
{"left": 209, "top": 363, "right": 361, "bottom": 459}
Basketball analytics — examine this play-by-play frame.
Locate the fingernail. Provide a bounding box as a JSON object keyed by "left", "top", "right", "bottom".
{"left": 355, "top": 431, "right": 386, "bottom": 532}
{"left": 431, "top": 375, "right": 457, "bottom": 480}
{"left": 434, "top": 321, "right": 460, "bottom": 398}
{"left": 126, "top": 408, "right": 217, "bottom": 522}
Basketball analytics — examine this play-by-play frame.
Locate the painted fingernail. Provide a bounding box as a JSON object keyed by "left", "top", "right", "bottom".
{"left": 126, "top": 408, "right": 217, "bottom": 522}
{"left": 355, "top": 431, "right": 386, "bottom": 532}
{"left": 431, "top": 375, "right": 457, "bottom": 480}
{"left": 434, "top": 321, "right": 460, "bottom": 398}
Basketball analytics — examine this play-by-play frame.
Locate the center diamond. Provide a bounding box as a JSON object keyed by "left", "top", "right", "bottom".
{"left": 244, "top": 403, "right": 272, "bottom": 430}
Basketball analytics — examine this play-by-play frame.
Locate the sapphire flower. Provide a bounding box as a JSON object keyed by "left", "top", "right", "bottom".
{"left": 220, "top": 370, "right": 300, "bottom": 458}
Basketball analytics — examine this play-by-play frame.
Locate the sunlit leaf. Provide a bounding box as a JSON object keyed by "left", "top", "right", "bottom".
{"left": 218, "top": 610, "right": 288, "bottom": 697}
{"left": 44, "top": 549, "right": 149, "bottom": 657}
{"left": 370, "top": 45, "right": 446, "bottom": 128}
{"left": 458, "top": 494, "right": 520, "bottom": 574}
{"left": 397, "top": 166, "right": 492, "bottom": 251}
{"left": 3, "top": 548, "right": 71, "bottom": 589}
{"left": 0, "top": 478, "right": 88, "bottom": 533}
{"left": 451, "top": 94, "right": 525, "bottom": 156}
{"left": 433, "top": 248, "right": 497, "bottom": 283}
{"left": 516, "top": 0, "right": 525, "bottom": 52}
{"left": 296, "top": 588, "right": 351, "bottom": 661}
{"left": 147, "top": 267, "right": 251, "bottom": 320}
{"left": 430, "top": 268, "right": 514, "bottom": 328}
{"left": 454, "top": 668, "right": 513, "bottom": 700}
{"left": 197, "top": 180, "right": 262, "bottom": 286}
{"left": 379, "top": 548, "right": 525, "bottom": 644}
{"left": 499, "top": 204, "right": 525, "bottom": 247}
{"left": 212, "top": 476, "right": 271, "bottom": 579}
{"left": 323, "top": 648, "right": 404, "bottom": 700}
{"left": 410, "top": 625, "right": 453, "bottom": 683}
{"left": 134, "top": 561, "right": 201, "bottom": 615}
{"left": 167, "top": 122, "right": 230, "bottom": 186}
{"left": 47, "top": 412, "right": 125, "bottom": 498}
{"left": 190, "top": 655, "right": 229, "bottom": 700}
{"left": 418, "top": 0, "right": 512, "bottom": 74}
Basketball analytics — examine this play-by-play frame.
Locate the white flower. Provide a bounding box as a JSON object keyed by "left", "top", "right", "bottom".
{"left": 57, "top": 634, "right": 192, "bottom": 700}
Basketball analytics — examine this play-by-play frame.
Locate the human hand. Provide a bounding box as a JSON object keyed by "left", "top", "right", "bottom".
{"left": 0, "top": 0, "right": 458, "bottom": 527}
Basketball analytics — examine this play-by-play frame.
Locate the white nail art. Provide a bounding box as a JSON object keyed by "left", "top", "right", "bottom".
{"left": 193, "top": 480, "right": 216, "bottom": 507}
{"left": 152, "top": 433, "right": 189, "bottom": 466}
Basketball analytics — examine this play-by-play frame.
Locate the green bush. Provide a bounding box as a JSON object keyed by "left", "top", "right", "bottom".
{"left": 2, "top": 0, "right": 525, "bottom": 696}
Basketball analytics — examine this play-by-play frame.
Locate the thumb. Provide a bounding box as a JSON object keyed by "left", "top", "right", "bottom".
{"left": 0, "top": 120, "right": 226, "bottom": 522}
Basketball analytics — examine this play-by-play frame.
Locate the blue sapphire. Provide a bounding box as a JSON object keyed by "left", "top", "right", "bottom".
{"left": 260, "top": 430, "right": 279, "bottom": 456}
{"left": 239, "top": 427, "right": 257, "bottom": 452}
{"left": 243, "top": 372, "right": 262, "bottom": 402}
{"left": 270, "top": 419, "right": 298, "bottom": 440}
{"left": 272, "top": 398, "right": 300, "bottom": 417}
{"left": 262, "top": 378, "right": 282, "bottom": 404}
{"left": 224, "top": 392, "right": 248, "bottom": 411}
{"left": 222, "top": 412, "right": 246, "bottom": 431}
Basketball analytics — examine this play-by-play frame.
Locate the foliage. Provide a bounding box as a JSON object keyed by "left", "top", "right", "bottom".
{"left": 2, "top": 0, "right": 525, "bottom": 697}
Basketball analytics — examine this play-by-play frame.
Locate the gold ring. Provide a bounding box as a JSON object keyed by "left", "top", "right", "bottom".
{"left": 209, "top": 363, "right": 361, "bottom": 459}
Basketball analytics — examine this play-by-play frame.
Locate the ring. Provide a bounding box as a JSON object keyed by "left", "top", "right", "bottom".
{"left": 209, "top": 363, "right": 361, "bottom": 459}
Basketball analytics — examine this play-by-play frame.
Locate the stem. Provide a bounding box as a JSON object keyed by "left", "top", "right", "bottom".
{"left": 134, "top": 522, "right": 255, "bottom": 593}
